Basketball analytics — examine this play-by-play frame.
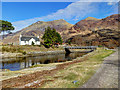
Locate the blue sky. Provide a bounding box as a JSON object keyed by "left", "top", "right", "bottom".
{"left": 2, "top": 2, "right": 72, "bottom": 22}
{"left": 2, "top": 1, "right": 118, "bottom": 32}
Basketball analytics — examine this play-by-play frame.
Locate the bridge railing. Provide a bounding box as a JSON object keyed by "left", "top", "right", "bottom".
{"left": 63, "top": 46, "right": 98, "bottom": 49}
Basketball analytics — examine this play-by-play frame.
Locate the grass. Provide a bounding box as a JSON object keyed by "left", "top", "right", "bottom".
{"left": 63, "top": 72, "right": 78, "bottom": 81}
{"left": 1, "top": 45, "right": 64, "bottom": 55}
{"left": 41, "top": 48, "right": 115, "bottom": 88}
{"left": 29, "top": 63, "right": 62, "bottom": 68}
{"left": 1, "top": 46, "right": 27, "bottom": 54}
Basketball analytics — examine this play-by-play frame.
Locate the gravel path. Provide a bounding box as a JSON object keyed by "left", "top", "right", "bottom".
{"left": 81, "top": 49, "right": 119, "bottom": 88}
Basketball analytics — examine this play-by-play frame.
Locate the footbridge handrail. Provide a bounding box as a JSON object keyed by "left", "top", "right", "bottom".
{"left": 63, "top": 46, "right": 98, "bottom": 49}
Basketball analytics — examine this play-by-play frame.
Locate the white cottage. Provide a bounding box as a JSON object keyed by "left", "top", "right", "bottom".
{"left": 19, "top": 35, "right": 40, "bottom": 45}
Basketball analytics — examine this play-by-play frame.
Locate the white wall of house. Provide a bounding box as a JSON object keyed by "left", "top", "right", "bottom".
{"left": 36, "top": 41, "right": 40, "bottom": 45}
{"left": 20, "top": 41, "right": 27, "bottom": 45}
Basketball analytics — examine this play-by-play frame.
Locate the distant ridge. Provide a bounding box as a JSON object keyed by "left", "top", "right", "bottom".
{"left": 84, "top": 17, "right": 100, "bottom": 20}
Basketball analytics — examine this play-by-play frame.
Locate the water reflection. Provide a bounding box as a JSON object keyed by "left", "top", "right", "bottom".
{"left": 1, "top": 52, "right": 87, "bottom": 71}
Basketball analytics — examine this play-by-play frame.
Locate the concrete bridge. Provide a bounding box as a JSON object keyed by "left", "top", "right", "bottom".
{"left": 64, "top": 46, "right": 98, "bottom": 53}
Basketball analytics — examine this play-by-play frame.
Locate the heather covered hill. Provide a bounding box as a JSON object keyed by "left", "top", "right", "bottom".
{"left": 66, "top": 29, "right": 120, "bottom": 48}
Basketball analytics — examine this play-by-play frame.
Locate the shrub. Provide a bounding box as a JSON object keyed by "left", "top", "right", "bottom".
{"left": 98, "top": 45, "right": 103, "bottom": 47}
{"left": 22, "top": 51, "right": 26, "bottom": 55}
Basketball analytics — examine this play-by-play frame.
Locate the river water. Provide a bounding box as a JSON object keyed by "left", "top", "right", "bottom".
{"left": 0, "top": 52, "right": 88, "bottom": 71}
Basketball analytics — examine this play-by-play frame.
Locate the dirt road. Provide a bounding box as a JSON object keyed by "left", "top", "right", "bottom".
{"left": 81, "top": 49, "right": 119, "bottom": 88}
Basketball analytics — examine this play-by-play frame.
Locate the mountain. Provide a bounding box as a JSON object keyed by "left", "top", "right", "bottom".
{"left": 65, "top": 14, "right": 120, "bottom": 48}
{"left": 69, "top": 14, "right": 119, "bottom": 34}
{"left": 24, "top": 19, "right": 73, "bottom": 33}
{"left": 3, "top": 19, "right": 73, "bottom": 44}
{"left": 2, "top": 14, "right": 120, "bottom": 48}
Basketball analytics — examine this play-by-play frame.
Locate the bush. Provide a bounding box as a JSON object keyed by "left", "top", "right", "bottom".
{"left": 98, "top": 45, "right": 103, "bottom": 47}
{"left": 22, "top": 51, "right": 26, "bottom": 55}
{"left": 2, "top": 46, "right": 10, "bottom": 52}
{"left": 52, "top": 45, "right": 55, "bottom": 48}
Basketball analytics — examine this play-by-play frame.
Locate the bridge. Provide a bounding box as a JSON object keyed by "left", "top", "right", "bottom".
{"left": 64, "top": 46, "right": 98, "bottom": 53}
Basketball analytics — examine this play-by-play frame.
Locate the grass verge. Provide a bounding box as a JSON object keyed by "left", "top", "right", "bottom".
{"left": 1, "top": 45, "right": 64, "bottom": 53}
{"left": 41, "top": 48, "right": 115, "bottom": 88}
{"left": 1, "top": 45, "right": 64, "bottom": 58}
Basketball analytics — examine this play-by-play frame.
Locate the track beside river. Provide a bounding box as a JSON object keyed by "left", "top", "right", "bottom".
{"left": 81, "top": 49, "right": 119, "bottom": 88}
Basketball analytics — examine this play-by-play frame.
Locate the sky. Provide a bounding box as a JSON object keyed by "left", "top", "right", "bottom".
{"left": 2, "top": 0, "right": 119, "bottom": 33}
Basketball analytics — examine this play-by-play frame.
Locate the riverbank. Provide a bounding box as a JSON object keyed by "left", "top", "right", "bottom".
{"left": 1, "top": 45, "right": 93, "bottom": 60}
{"left": 1, "top": 45, "right": 64, "bottom": 59}
{"left": 1, "top": 48, "right": 115, "bottom": 88}
{"left": 1, "top": 50, "right": 66, "bottom": 59}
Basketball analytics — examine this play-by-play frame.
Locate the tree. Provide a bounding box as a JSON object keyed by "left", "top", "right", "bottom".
{"left": 67, "top": 39, "right": 71, "bottom": 45}
{"left": 55, "top": 32, "right": 62, "bottom": 44}
{"left": 0, "top": 20, "right": 15, "bottom": 39}
{"left": 42, "top": 27, "right": 63, "bottom": 48}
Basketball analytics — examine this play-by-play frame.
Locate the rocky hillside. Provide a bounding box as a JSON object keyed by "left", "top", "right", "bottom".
{"left": 65, "top": 14, "right": 120, "bottom": 48}
{"left": 3, "top": 19, "right": 73, "bottom": 44}
{"left": 66, "top": 29, "right": 120, "bottom": 48}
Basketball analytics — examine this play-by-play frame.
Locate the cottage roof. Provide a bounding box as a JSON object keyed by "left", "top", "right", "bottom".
{"left": 20, "top": 36, "right": 40, "bottom": 41}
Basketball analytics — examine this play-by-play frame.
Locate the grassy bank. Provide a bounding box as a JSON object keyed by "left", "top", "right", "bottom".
{"left": 0, "top": 45, "right": 64, "bottom": 58}
{"left": 1, "top": 45, "right": 64, "bottom": 53}
{"left": 41, "top": 48, "right": 114, "bottom": 88}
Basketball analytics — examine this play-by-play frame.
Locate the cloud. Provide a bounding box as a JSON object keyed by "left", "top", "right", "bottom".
{"left": 107, "top": 3, "right": 118, "bottom": 15}
{"left": 12, "top": 0, "right": 119, "bottom": 32}
{"left": 108, "top": 2, "right": 114, "bottom": 5}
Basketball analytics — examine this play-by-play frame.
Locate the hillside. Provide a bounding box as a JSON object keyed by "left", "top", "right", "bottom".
{"left": 65, "top": 14, "right": 120, "bottom": 48}
{"left": 3, "top": 19, "right": 73, "bottom": 44}
{"left": 73, "top": 14, "right": 118, "bottom": 31}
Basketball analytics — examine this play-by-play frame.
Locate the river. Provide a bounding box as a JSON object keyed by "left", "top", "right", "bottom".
{"left": 0, "top": 52, "right": 88, "bottom": 71}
